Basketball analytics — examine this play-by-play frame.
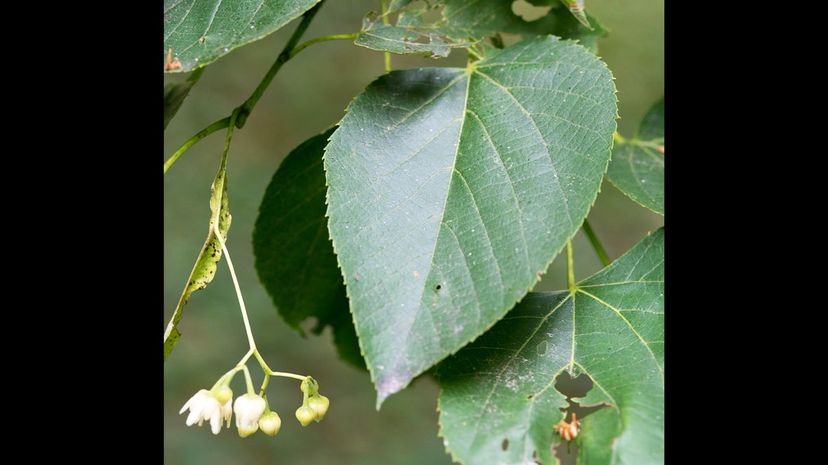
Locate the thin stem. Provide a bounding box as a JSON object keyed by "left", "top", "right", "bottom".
{"left": 237, "top": 348, "right": 254, "bottom": 367}
{"left": 381, "top": 0, "right": 392, "bottom": 72}
{"left": 212, "top": 110, "right": 256, "bottom": 351}
{"left": 215, "top": 225, "right": 256, "bottom": 351}
{"left": 259, "top": 373, "right": 271, "bottom": 396}
{"left": 253, "top": 349, "right": 307, "bottom": 380}
{"left": 164, "top": 117, "right": 231, "bottom": 173}
{"left": 253, "top": 349, "right": 271, "bottom": 372}
{"left": 164, "top": 0, "right": 327, "bottom": 172}
{"left": 628, "top": 138, "right": 665, "bottom": 151}
{"left": 235, "top": 0, "right": 327, "bottom": 128}
{"left": 566, "top": 240, "right": 576, "bottom": 293}
{"left": 213, "top": 368, "right": 238, "bottom": 389}
{"left": 582, "top": 220, "right": 610, "bottom": 267}
{"left": 289, "top": 33, "right": 359, "bottom": 59}
{"left": 269, "top": 370, "right": 308, "bottom": 381}
{"left": 241, "top": 365, "right": 255, "bottom": 395}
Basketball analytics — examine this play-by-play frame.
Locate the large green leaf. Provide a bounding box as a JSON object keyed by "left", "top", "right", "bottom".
{"left": 325, "top": 36, "right": 617, "bottom": 405}
{"left": 164, "top": 0, "right": 321, "bottom": 73}
{"left": 253, "top": 129, "right": 364, "bottom": 369}
{"left": 438, "top": 228, "right": 663, "bottom": 465}
{"left": 607, "top": 99, "right": 664, "bottom": 214}
{"left": 164, "top": 142, "right": 232, "bottom": 359}
{"left": 164, "top": 68, "right": 204, "bottom": 129}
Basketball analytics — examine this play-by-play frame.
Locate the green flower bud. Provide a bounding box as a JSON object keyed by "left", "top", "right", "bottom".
{"left": 212, "top": 385, "right": 233, "bottom": 405}
{"left": 308, "top": 395, "right": 330, "bottom": 421}
{"left": 258, "top": 411, "right": 282, "bottom": 436}
{"left": 295, "top": 405, "right": 316, "bottom": 426}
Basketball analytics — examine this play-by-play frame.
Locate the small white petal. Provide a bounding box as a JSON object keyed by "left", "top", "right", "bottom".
{"left": 179, "top": 398, "right": 192, "bottom": 415}
{"left": 222, "top": 401, "right": 233, "bottom": 428}
{"left": 186, "top": 409, "right": 201, "bottom": 426}
{"left": 210, "top": 411, "right": 222, "bottom": 435}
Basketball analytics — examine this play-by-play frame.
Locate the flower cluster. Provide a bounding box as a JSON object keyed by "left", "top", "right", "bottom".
{"left": 180, "top": 374, "right": 329, "bottom": 438}
{"left": 295, "top": 377, "right": 330, "bottom": 426}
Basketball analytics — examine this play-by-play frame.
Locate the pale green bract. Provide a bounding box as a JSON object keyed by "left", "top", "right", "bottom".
{"left": 324, "top": 36, "right": 617, "bottom": 405}
{"left": 438, "top": 228, "right": 663, "bottom": 465}
{"left": 163, "top": 143, "right": 232, "bottom": 359}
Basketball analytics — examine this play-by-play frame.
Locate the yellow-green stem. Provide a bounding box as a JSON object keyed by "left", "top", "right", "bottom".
{"left": 381, "top": 0, "right": 392, "bottom": 71}
{"left": 566, "top": 240, "right": 576, "bottom": 293}
{"left": 582, "top": 220, "right": 610, "bottom": 267}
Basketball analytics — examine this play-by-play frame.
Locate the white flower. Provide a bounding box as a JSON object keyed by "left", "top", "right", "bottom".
{"left": 234, "top": 393, "right": 267, "bottom": 437}
{"left": 179, "top": 389, "right": 225, "bottom": 435}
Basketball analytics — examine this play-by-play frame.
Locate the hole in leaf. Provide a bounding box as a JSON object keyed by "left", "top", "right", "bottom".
{"left": 554, "top": 371, "right": 592, "bottom": 398}
{"left": 553, "top": 439, "right": 578, "bottom": 465}
{"left": 512, "top": 0, "right": 553, "bottom": 22}
{"left": 435, "top": 284, "right": 442, "bottom": 290}
{"left": 551, "top": 372, "right": 612, "bottom": 465}
{"left": 501, "top": 438, "right": 509, "bottom": 451}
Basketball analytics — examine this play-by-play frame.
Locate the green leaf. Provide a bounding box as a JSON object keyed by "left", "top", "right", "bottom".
{"left": 164, "top": 0, "right": 321, "bottom": 73}
{"left": 607, "top": 99, "right": 664, "bottom": 215}
{"left": 355, "top": 21, "right": 458, "bottom": 59}
{"left": 163, "top": 141, "right": 232, "bottom": 359}
{"left": 164, "top": 68, "right": 204, "bottom": 129}
{"left": 254, "top": 129, "right": 364, "bottom": 369}
{"left": 558, "top": 0, "right": 590, "bottom": 29}
{"left": 376, "top": 1, "right": 604, "bottom": 55}
{"left": 324, "top": 36, "right": 617, "bottom": 405}
{"left": 437, "top": 228, "right": 663, "bottom": 465}
{"left": 416, "top": 0, "right": 560, "bottom": 40}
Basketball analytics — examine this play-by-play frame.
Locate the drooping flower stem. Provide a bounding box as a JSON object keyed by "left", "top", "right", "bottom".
{"left": 241, "top": 365, "right": 255, "bottom": 395}
{"left": 213, "top": 208, "right": 308, "bottom": 383}
{"left": 259, "top": 373, "right": 271, "bottom": 397}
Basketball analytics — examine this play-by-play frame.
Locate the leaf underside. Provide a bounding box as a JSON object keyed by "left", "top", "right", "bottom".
{"left": 253, "top": 129, "right": 364, "bottom": 369}
{"left": 356, "top": 0, "right": 604, "bottom": 58}
{"left": 438, "top": 228, "right": 663, "bottom": 465}
{"left": 324, "top": 36, "right": 617, "bottom": 406}
{"left": 164, "top": 0, "right": 321, "bottom": 73}
{"left": 164, "top": 151, "right": 232, "bottom": 359}
{"left": 607, "top": 99, "right": 664, "bottom": 215}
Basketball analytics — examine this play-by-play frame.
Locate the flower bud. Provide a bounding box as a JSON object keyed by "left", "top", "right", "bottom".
{"left": 213, "top": 385, "right": 233, "bottom": 405}
{"left": 234, "top": 393, "right": 267, "bottom": 438}
{"left": 308, "top": 395, "right": 330, "bottom": 421}
{"left": 295, "top": 405, "right": 316, "bottom": 426}
{"left": 258, "top": 411, "right": 282, "bottom": 436}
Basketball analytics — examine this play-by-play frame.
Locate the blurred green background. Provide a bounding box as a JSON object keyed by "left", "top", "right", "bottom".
{"left": 164, "top": 1, "right": 663, "bottom": 463}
